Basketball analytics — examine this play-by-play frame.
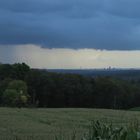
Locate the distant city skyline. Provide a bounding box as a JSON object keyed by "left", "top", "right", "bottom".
{"left": 0, "top": 45, "right": 140, "bottom": 69}
{"left": 1, "top": 1, "right": 140, "bottom": 68}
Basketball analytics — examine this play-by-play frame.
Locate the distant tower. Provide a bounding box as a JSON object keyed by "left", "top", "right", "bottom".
{"left": 108, "top": 66, "right": 111, "bottom": 70}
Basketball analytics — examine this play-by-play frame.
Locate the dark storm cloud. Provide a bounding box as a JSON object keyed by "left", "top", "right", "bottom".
{"left": 1, "top": 0, "right": 140, "bottom": 50}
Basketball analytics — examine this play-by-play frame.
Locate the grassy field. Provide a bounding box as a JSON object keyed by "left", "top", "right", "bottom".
{"left": 0, "top": 108, "right": 140, "bottom": 140}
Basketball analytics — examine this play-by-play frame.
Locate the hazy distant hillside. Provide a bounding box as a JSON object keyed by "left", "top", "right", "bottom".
{"left": 47, "top": 69, "right": 140, "bottom": 80}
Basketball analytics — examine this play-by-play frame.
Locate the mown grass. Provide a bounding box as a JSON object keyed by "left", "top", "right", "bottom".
{"left": 0, "top": 108, "right": 140, "bottom": 140}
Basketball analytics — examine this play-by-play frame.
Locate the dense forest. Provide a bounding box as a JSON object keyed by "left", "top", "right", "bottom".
{"left": 0, "top": 63, "right": 140, "bottom": 109}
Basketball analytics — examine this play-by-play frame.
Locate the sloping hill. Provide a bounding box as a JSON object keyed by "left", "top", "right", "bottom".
{"left": 0, "top": 108, "right": 140, "bottom": 139}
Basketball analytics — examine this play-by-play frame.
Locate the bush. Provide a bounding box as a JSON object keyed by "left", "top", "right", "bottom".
{"left": 56, "top": 120, "right": 140, "bottom": 140}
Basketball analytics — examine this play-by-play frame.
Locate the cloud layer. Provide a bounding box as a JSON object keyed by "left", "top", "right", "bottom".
{"left": 0, "top": 45, "right": 140, "bottom": 69}
{"left": 1, "top": 0, "right": 140, "bottom": 50}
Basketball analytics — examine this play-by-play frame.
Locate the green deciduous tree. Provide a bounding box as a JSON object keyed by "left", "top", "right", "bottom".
{"left": 2, "top": 80, "right": 29, "bottom": 107}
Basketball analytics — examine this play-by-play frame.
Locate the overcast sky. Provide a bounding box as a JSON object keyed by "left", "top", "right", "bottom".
{"left": 0, "top": 0, "right": 140, "bottom": 68}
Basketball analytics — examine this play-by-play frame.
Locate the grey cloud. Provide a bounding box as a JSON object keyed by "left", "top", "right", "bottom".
{"left": 0, "top": 46, "right": 18, "bottom": 63}
{"left": 0, "top": 0, "right": 140, "bottom": 50}
{"left": 103, "top": 0, "right": 140, "bottom": 19}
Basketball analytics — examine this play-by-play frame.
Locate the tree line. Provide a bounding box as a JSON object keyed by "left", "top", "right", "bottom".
{"left": 0, "top": 63, "right": 140, "bottom": 109}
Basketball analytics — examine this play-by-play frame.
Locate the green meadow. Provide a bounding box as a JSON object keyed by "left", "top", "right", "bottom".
{"left": 0, "top": 108, "right": 140, "bottom": 140}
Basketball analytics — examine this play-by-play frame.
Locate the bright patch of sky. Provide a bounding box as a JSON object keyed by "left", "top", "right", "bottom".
{"left": 0, "top": 45, "right": 140, "bottom": 69}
